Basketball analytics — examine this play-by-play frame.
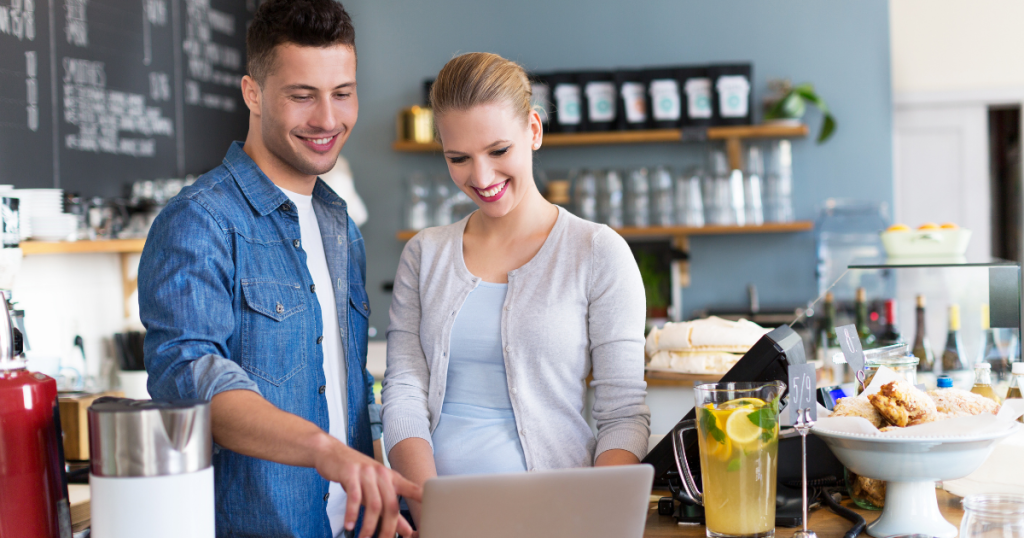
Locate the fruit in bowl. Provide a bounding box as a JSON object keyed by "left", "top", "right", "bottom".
{"left": 881, "top": 222, "right": 971, "bottom": 258}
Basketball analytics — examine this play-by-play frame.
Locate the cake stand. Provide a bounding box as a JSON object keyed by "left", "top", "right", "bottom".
{"left": 812, "top": 424, "right": 1019, "bottom": 538}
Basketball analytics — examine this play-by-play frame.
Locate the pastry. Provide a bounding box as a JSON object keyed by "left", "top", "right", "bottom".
{"left": 927, "top": 388, "right": 1000, "bottom": 417}
{"left": 831, "top": 396, "right": 886, "bottom": 428}
{"left": 868, "top": 379, "right": 938, "bottom": 427}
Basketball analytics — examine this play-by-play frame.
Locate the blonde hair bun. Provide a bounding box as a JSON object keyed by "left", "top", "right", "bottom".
{"left": 430, "top": 52, "right": 532, "bottom": 123}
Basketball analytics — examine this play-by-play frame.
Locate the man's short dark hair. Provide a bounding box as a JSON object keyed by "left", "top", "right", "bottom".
{"left": 246, "top": 0, "right": 355, "bottom": 86}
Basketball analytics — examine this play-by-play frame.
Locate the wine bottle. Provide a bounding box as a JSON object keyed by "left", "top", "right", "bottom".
{"left": 942, "top": 303, "right": 968, "bottom": 372}
{"left": 817, "top": 292, "right": 842, "bottom": 382}
{"left": 879, "top": 299, "right": 902, "bottom": 346}
{"left": 855, "top": 288, "right": 877, "bottom": 349}
{"left": 978, "top": 304, "right": 1007, "bottom": 376}
{"left": 912, "top": 294, "right": 935, "bottom": 372}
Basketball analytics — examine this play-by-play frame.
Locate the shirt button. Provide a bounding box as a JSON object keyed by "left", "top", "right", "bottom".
{"left": 505, "top": 305, "right": 512, "bottom": 311}
{"left": 282, "top": 203, "right": 292, "bottom": 212}
{"left": 276, "top": 302, "right": 284, "bottom": 314}
{"left": 293, "top": 239, "right": 300, "bottom": 248}
{"left": 317, "top": 336, "right": 323, "bottom": 344}
{"left": 362, "top": 302, "right": 368, "bottom": 310}
{"left": 511, "top": 387, "right": 518, "bottom": 395}
{"left": 323, "top": 493, "right": 329, "bottom": 501}
{"left": 505, "top": 345, "right": 511, "bottom": 352}
{"left": 318, "top": 385, "right": 326, "bottom": 394}
{"left": 310, "top": 284, "right": 316, "bottom": 293}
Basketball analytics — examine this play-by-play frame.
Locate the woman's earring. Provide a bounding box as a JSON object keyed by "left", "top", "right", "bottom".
{"left": 533, "top": 143, "right": 541, "bottom": 150}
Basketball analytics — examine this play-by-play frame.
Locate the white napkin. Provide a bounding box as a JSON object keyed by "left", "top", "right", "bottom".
{"left": 943, "top": 430, "right": 1024, "bottom": 496}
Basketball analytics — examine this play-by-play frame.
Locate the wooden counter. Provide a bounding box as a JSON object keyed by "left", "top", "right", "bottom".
{"left": 643, "top": 490, "right": 964, "bottom": 537}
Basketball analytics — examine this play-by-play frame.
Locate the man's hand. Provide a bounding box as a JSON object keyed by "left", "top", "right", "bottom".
{"left": 312, "top": 437, "right": 421, "bottom": 538}
{"left": 211, "top": 390, "right": 421, "bottom": 537}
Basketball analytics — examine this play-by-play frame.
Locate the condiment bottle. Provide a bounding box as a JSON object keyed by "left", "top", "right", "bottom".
{"left": 970, "top": 362, "right": 1001, "bottom": 404}
{"left": 1006, "top": 362, "right": 1024, "bottom": 423}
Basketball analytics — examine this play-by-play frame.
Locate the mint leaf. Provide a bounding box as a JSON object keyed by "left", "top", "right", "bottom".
{"left": 746, "top": 407, "right": 777, "bottom": 431}
{"left": 727, "top": 458, "right": 741, "bottom": 472}
{"left": 700, "top": 409, "right": 726, "bottom": 444}
{"left": 761, "top": 431, "right": 774, "bottom": 443}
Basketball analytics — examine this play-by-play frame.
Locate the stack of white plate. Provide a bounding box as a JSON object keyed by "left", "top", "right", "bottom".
{"left": 30, "top": 214, "right": 77, "bottom": 241}
{"left": 11, "top": 188, "right": 64, "bottom": 240}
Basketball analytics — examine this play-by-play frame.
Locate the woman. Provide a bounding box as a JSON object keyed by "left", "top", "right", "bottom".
{"left": 381, "top": 52, "right": 650, "bottom": 519}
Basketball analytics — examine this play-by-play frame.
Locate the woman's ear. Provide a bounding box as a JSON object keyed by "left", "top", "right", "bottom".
{"left": 529, "top": 109, "right": 543, "bottom": 151}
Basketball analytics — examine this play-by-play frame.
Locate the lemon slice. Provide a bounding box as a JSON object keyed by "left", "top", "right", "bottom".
{"left": 718, "top": 397, "right": 766, "bottom": 411}
{"left": 708, "top": 434, "right": 732, "bottom": 462}
{"left": 725, "top": 407, "right": 763, "bottom": 445}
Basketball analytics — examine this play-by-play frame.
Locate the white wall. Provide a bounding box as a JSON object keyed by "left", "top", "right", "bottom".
{"left": 13, "top": 253, "right": 136, "bottom": 390}
{"left": 891, "top": 0, "right": 1024, "bottom": 95}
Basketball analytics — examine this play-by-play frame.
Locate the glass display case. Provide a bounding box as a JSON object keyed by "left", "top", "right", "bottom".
{"left": 802, "top": 255, "right": 1021, "bottom": 394}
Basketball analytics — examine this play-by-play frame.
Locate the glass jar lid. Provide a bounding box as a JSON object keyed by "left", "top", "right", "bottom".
{"left": 863, "top": 343, "right": 918, "bottom": 367}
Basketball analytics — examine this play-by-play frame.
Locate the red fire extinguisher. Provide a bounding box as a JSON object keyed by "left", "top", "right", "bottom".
{"left": 0, "top": 294, "right": 71, "bottom": 538}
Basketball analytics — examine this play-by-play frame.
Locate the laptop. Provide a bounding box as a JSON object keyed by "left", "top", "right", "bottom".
{"left": 418, "top": 465, "right": 654, "bottom": 538}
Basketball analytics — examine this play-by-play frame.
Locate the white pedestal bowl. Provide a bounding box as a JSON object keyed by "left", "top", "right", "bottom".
{"left": 812, "top": 424, "right": 1019, "bottom": 538}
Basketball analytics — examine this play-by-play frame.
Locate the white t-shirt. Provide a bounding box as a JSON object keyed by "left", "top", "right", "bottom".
{"left": 280, "top": 187, "right": 349, "bottom": 537}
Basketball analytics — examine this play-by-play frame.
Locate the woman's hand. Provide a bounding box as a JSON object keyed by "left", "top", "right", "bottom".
{"left": 595, "top": 449, "right": 641, "bottom": 467}
{"left": 387, "top": 437, "right": 438, "bottom": 527}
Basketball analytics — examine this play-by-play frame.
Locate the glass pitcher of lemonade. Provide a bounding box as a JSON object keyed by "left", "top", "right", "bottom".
{"left": 672, "top": 381, "right": 786, "bottom": 538}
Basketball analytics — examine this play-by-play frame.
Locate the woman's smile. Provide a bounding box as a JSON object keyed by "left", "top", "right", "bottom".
{"left": 473, "top": 180, "right": 509, "bottom": 202}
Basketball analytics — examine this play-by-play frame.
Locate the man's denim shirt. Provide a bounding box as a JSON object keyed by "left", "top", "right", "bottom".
{"left": 139, "top": 142, "right": 380, "bottom": 537}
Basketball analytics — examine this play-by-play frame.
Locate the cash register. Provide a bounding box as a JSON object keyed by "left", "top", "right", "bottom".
{"left": 642, "top": 325, "right": 845, "bottom": 527}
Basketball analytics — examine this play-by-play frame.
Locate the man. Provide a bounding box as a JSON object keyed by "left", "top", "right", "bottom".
{"left": 138, "top": 1, "right": 418, "bottom": 537}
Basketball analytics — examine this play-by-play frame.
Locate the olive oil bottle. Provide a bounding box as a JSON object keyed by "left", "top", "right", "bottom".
{"left": 1007, "top": 362, "right": 1023, "bottom": 423}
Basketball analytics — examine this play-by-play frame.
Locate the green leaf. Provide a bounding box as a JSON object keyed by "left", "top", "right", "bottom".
{"left": 817, "top": 114, "right": 837, "bottom": 144}
{"left": 780, "top": 93, "right": 805, "bottom": 119}
{"left": 746, "top": 407, "right": 777, "bottom": 431}
{"left": 761, "top": 430, "right": 775, "bottom": 443}
{"left": 700, "top": 409, "right": 726, "bottom": 444}
{"left": 727, "top": 458, "right": 741, "bottom": 472}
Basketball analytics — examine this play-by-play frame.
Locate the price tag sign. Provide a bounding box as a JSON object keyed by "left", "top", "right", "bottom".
{"left": 788, "top": 363, "right": 818, "bottom": 423}
{"left": 836, "top": 324, "right": 866, "bottom": 373}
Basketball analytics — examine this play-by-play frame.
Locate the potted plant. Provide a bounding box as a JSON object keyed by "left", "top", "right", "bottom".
{"left": 763, "top": 79, "right": 836, "bottom": 144}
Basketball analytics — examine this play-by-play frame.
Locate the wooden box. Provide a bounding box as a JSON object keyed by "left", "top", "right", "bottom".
{"left": 58, "top": 391, "right": 123, "bottom": 461}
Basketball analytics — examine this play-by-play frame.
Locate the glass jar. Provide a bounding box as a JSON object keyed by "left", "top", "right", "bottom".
{"left": 862, "top": 343, "right": 919, "bottom": 390}
{"left": 960, "top": 494, "right": 1024, "bottom": 538}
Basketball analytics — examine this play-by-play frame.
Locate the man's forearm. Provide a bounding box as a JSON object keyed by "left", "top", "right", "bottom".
{"left": 210, "top": 389, "right": 339, "bottom": 467}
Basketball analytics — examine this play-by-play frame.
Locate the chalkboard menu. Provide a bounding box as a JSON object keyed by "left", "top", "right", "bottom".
{"left": 0, "top": 0, "right": 254, "bottom": 197}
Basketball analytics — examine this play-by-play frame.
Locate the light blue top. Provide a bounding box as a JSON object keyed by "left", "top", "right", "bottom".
{"left": 431, "top": 281, "right": 527, "bottom": 475}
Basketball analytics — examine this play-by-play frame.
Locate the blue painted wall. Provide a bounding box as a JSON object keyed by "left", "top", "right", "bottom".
{"left": 340, "top": 0, "right": 893, "bottom": 335}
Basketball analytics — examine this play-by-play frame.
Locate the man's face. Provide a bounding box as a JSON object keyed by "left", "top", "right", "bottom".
{"left": 250, "top": 43, "right": 358, "bottom": 178}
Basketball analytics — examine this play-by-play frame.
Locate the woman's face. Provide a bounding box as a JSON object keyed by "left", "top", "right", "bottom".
{"left": 436, "top": 102, "right": 542, "bottom": 219}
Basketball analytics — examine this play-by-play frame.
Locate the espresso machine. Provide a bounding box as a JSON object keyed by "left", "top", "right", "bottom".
{"left": 0, "top": 289, "right": 73, "bottom": 537}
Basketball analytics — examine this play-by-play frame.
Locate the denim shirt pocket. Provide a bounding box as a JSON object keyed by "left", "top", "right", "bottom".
{"left": 240, "top": 279, "right": 308, "bottom": 385}
{"left": 348, "top": 283, "right": 370, "bottom": 362}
